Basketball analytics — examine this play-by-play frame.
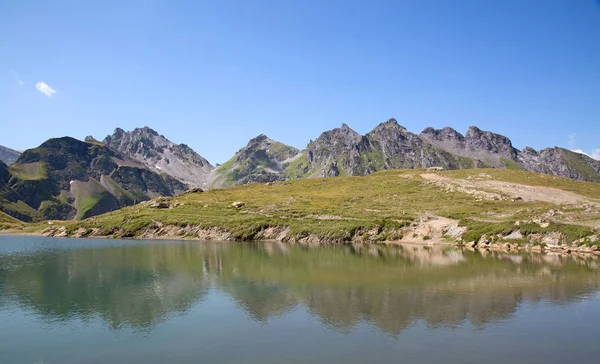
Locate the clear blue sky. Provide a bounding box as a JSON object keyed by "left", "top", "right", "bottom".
{"left": 1, "top": 0, "right": 599, "bottom": 163}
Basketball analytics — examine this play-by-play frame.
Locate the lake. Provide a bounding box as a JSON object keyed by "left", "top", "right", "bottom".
{"left": 1, "top": 236, "right": 600, "bottom": 363}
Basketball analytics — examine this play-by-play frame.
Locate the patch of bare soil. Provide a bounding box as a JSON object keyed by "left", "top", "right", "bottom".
{"left": 420, "top": 173, "right": 594, "bottom": 205}
{"left": 400, "top": 215, "right": 463, "bottom": 244}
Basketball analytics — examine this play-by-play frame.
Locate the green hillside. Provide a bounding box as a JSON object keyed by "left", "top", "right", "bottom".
{"left": 34, "top": 169, "right": 600, "bottom": 249}
{"left": 0, "top": 137, "right": 188, "bottom": 222}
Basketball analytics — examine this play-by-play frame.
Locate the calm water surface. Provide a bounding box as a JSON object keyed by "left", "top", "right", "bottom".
{"left": 1, "top": 236, "right": 600, "bottom": 363}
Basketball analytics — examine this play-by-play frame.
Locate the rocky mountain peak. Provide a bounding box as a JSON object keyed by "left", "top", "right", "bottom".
{"left": 464, "top": 126, "right": 517, "bottom": 159}
{"left": 211, "top": 135, "right": 301, "bottom": 188}
{"left": 522, "top": 147, "right": 538, "bottom": 156}
{"left": 369, "top": 118, "right": 408, "bottom": 135}
{"left": 421, "top": 127, "right": 464, "bottom": 142}
{"left": 248, "top": 134, "right": 270, "bottom": 145}
{"left": 103, "top": 127, "right": 213, "bottom": 187}
{"left": 0, "top": 145, "right": 22, "bottom": 165}
{"left": 134, "top": 126, "right": 159, "bottom": 137}
{"left": 0, "top": 136, "right": 187, "bottom": 221}
{"left": 113, "top": 127, "right": 125, "bottom": 137}
{"left": 84, "top": 136, "right": 101, "bottom": 143}
{"left": 318, "top": 124, "right": 361, "bottom": 144}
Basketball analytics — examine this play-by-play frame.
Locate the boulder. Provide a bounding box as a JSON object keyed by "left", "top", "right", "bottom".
{"left": 505, "top": 230, "right": 523, "bottom": 240}
{"left": 148, "top": 200, "right": 170, "bottom": 209}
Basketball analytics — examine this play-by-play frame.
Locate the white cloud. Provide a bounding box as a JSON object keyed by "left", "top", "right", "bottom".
{"left": 568, "top": 133, "right": 576, "bottom": 149}
{"left": 10, "top": 69, "right": 24, "bottom": 86}
{"left": 571, "top": 148, "right": 600, "bottom": 161}
{"left": 567, "top": 133, "right": 599, "bottom": 160}
{"left": 35, "top": 81, "right": 57, "bottom": 97}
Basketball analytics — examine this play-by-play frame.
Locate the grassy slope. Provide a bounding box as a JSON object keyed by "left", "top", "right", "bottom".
{"left": 0, "top": 210, "right": 22, "bottom": 229}
{"left": 8, "top": 162, "right": 47, "bottom": 180}
{"left": 35, "top": 168, "right": 599, "bottom": 244}
{"left": 71, "top": 179, "right": 114, "bottom": 220}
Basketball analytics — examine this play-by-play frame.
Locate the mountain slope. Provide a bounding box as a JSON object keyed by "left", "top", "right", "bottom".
{"left": 304, "top": 119, "right": 487, "bottom": 178}
{"left": 518, "top": 147, "right": 600, "bottom": 182}
{"left": 0, "top": 145, "right": 22, "bottom": 165}
{"left": 208, "top": 119, "right": 600, "bottom": 186}
{"left": 303, "top": 119, "right": 600, "bottom": 182}
{"left": 41, "top": 168, "right": 600, "bottom": 253}
{"left": 103, "top": 127, "right": 213, "bottom": 187}
{"left": 211, "top": 134, "right": 302, "bottom": 188}
{"left": 0, "top": 137, "right": 187, "bottom": 221}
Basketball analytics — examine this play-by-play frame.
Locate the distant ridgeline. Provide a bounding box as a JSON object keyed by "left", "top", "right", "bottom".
{"left": 1, "top": 119, "right": 599, "bottom": 222}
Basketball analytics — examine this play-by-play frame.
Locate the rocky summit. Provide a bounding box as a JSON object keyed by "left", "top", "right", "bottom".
{"left": 88, "top": 120, "right": 600, "bottom": 188}
{"left": 0, "top": 145, "right": 22, "bottom": 165}
{"left": 0, "top": 137, "right": 187, "bottom": 221}
{"left": 211, "top": 134, "right": 302, "bottom": 188}
{"left": 270, "top": 118, "right": 599, "bottom": 183}
{"left": 103, "top": 127, "right": 214, "bottom": 188}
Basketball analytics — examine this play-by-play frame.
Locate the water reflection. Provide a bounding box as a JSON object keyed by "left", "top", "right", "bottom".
{"left": 1, "top": 239, "right": 599, "bottom": 335}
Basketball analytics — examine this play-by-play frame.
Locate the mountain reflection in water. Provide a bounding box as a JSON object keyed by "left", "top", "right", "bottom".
{"left": 1, "top": 238, "right": 599, "bottom": 336}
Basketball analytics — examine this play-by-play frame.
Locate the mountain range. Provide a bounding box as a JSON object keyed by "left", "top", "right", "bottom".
{"left": 1, "top": 118, "right": 598, "bottom": 222}
{"left": 0, "top": 145, "right": 21, "bottom": 165}
{"left": 0, "top": 137, "right": 186, "bottom": 221}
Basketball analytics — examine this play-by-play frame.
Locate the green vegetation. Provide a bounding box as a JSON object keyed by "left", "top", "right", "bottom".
{"left": 285, "top": 153, "right": 311, "bottom": 180}
{"left": 561, "top": 149, "right": 600, "bottom": 182}
{"left": 460, "top": 219, "right": 594, "bottom": 244}
{"left": 71, "top": 179, "right": 117, "bottom": 220}
{"left": 34, "top": 168, "right": 599, "bottom": 245}
{"left": 500, "top": 157, "right": 525, "bottom": 170}
{"left": 8, "top": 162, "right": 48, "bottom": 180}
{"left": 0, "top": 198, "right": 43, "bottom": 222}
{"left": 0, "top": 210, "right": 22, "bottom": 229}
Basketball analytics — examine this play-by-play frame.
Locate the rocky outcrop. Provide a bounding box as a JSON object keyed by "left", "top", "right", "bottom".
{"left": 211, "top": 134, "right": 302, "bottom": 187}
{"left": 0, "top": 145, "right": 21, "bottom": 165}
{"left": 0, "top": 137, "right": 187, "bottom": 221}
{"left": 303, "top": 119, "right": 599, "bottom": 181}
{"left": 518, "top": 147, "right": 600, "bottom": 182}
{"left": 305, "top": 123, "right": 366, "bottom": 176}
{"left": 103, "top": 127, "right": 213, "bottom": 188}
{"left": 465, "top": 126, "right": 518, "bottom": 160}
{"left": 218, "top": 119, "right": 598, "bottom": 182}
{"left": 420, "top": 126, "right": 519, "bottom": 167}
{"left": 304, "top": 119, "right": 478, "bottom": 177}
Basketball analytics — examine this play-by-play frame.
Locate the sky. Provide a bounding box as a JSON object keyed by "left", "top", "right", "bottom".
{"left": 1, "top": 0, "right": 599, "bottom": 163}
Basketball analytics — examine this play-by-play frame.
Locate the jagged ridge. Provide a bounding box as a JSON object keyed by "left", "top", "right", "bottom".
{"left": 0, "top": 137, "right": 187, "bottom": 221}
{"left": 103, "top": 127, "right": 214, "bottom": 188}
{"left": 0, "top": 145, "right": 22, "bottom": 165}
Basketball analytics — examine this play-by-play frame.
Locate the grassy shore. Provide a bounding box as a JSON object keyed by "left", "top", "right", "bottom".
{"left": 11, "top": 168, "right": 598, "bottom": 248}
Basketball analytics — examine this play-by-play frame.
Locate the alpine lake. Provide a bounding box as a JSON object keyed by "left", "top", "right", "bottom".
{"left": 1, "top": 235, "right": 600, "bottom": 363}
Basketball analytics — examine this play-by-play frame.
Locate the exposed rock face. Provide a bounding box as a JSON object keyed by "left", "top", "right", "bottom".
{"left": 465, "top": 126, "right": 518, "bottom": 160}
{"left": 306, "top": 123, "right": 366, "bottom": 176}
{"left": 84, "top": 136, "right": 101, "bottom": 143}
{"left": 300, "top": 119, "right": 599, "bottom": 181}
{"left": 304, "top": 119, "right": 477, "bottom": 177}
{"left": 519, "top": 147, "right": 600, "bottom": 182}
{"left": 364, "top": 119, "right": 472, "bottom": 171}
{"left": 420, "top": 126, "right": 519, "bottom": 167}
{"left": 103, "top": 127, "right": 213, "bottom": 188}
{"left": 421, "top": 127, "right": 465, "bottom": 150}
{"left": 0, "top": 145, "right": 22, "bottom": 165}
{"left": 0, "top": 137, "right": 187, "bottom": 221}
{"left": 211, "top": 134, "right": 302, "bottom": 187}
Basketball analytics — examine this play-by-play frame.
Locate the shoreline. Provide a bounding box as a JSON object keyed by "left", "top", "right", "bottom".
{"left": 3, "top": 225, "right": 599, "bottom": 257}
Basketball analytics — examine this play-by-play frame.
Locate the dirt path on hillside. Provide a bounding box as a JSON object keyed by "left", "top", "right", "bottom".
{"left": 420, "top": 173, "right": 593, "bottom": 205}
